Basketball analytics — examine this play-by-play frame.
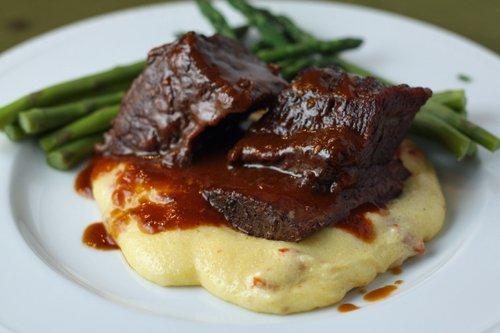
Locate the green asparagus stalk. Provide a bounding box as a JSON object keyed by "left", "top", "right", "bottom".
{"left": 230, "top": 0, "right": 313, "bottom": 44}
{"left": 257, "top": 38, "right": 363, "bottom": 62}
{"left": 0, "top": 61, "right": 144, "bottom": 129}
{"left": 411, "top": 111, "right": 473, "bottom": 160}
{"left": 39, "top": 105, "right": 118, "bottom": 152}
{"left": 217, "top": 0, "right": 500, "bottom": 156}
{"left": 97, "top": 80, "right": 133, "bottom": 94}
{"left": 195, "top": 0, "right": 236, "bottom": 38}
{"left": 274, "top": 15, "right": 314, "bottom": 43}
{"left": 331, "top": 59, "right": 471, "bottom": 121}
{"left": 19, "top": 91, "right": 124, "bottom": 134}
{"left": 422, "top": 100, "right": 500, "bottom": 151}
{"left": 46, "top": 134, "right": 104, "bottom": 170}
{"left": 227, "top": 0, "right": 288, "bottom": 46}
{"left": 432, "top": 90, "right": 466, "bottom": 114}
{"left": 197, "top": 0, "right": 499, "bottom": 158}
{"left": 280, "top": 57, "right": 315, "bottom": 79}
{"left": 4, "top": 123, "right": 28, "bottom": 141}
{"left": 281, "top": 54, "right": 495, "bottom": 156}
{"left": 251, "top": 40, "right": 272, "bottom": 53}
{"left": 330, "top": 57, "right": 393, "bottom": 85}
{"left": 233, "top": 24, "right": 250, "bottom": 39}
{"left": 467, "top": 142, "right": 478, "bottom": 157}
{"left": 175, "top": 25, "right": 249, "bottom": 39}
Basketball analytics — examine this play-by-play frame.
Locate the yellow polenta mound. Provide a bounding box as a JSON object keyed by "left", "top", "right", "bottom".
{"left": 92, "top": 140, "right": 445, "bottom": 314}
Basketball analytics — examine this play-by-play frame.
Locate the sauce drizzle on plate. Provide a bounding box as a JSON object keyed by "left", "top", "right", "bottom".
{"left": 390, "top": 266, "right": 403, "bottom": 275}
{"left": 82, "top": 222, "right": 119, "bottom": 250}
{"left": 363, "top": 285, "right": 397, "bottom": 302}
{"left": 337, "top": 303, "right": 359, "bottom": 312}
{"left": 77, "top": 154, "right": 386, "bottom": 242}
{"left": 75, "top": 162, "right": 94, "bottom": 198}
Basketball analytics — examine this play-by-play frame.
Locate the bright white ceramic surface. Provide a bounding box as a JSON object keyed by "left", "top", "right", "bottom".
{"left": 0, "top": 1, "right": 499, "bottom": 332}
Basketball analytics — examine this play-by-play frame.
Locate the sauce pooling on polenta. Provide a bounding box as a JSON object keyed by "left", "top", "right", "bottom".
{"left": 77, "top": 151, "right": 387, "bottom": 241}
{"left": 82, "top": 141, "right": 445, "bottom": 314}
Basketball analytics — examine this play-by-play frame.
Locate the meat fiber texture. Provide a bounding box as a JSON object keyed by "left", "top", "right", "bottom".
{"left": 98, "top": 32, "right": 286, "bottom": 166}
{"left": 205, "top": 67, "right": 432, "bottom": 241}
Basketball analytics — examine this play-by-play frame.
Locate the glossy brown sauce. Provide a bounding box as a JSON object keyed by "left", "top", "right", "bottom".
{"left": 81, "top": 150, "right": 387, "bottom": 242}
{"left": 337, "top": 303, "right": 359, "bottom": 313}
{"left": 363, "top": 285, "right": 397, "bottom": 302}
{"left": 75, "top": 162, "right": 95, "bottom": 198}
{"left": 127, "top": 198, "right": 226, "bottom": 233}
{"left": 334, "top": 203, "right": 386, "bottom": 242}
{"left": 390, "top": 266, "right": 403, "bottom": 275}
{"left": 82, "top": 222, "right": 118, "bottom": 250}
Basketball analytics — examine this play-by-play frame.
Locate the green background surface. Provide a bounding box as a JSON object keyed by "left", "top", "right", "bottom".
{"left": 0, "top": 0, "right": 499, "bottom": 54}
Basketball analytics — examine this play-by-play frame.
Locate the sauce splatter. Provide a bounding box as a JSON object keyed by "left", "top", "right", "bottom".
{"left": 82, "top": 222, "right": 118, "bottom": 250}
{"left": 75, "top": 162, "right": 94, "bottom": 198}
{"left": 278, "top": 248, "right": 289, "bottom": 253}
{"left": 85, "top": 153, "right": 389, "bottom": 241}
{"left": 394, "top": 280, "right": 403, "bottom": 285}
{"left": 390, "top": 266, "right": 402, "bottom": 275}
{"left": 338, "top": 303, "right": 359, "bottom": 313}
{"left": 363, "top": 285, "right": 397, "bottom": 302}
{"left": 334, "top": 203, "right": 386, "bottom": 242}
{"left": 127, "top": 198, "right": 226, "bottom": 233}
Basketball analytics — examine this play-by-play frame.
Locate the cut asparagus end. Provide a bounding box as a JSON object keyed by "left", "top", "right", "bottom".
{"left": 18, "top": 91, "right": 124, "bottom": 135}
{"left": 0, "top": 61, "right": 143, "bottom": 130}
{"left": 432, "top": 90, "right": 467, "bottom": 115}
{"left": 4, "top": 123, "right": 28, "bottom": 142}
{"left": 39, "top": 105, "right": 119, "bottom": 152}
{"left": 423, "top": 100, "right": 500, "bottom": 152}
{"left": 46, "top": 134, "right": 103, "bottom": 170}
{"left": 412, "top": 111, "right": 472, "bottom": 160}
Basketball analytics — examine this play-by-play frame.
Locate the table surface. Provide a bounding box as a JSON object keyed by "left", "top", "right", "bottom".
{"left": 0, "top": 0, "right": 499, "bottom": 54}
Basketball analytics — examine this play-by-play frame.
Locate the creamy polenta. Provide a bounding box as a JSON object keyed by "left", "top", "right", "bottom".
{"left": 92, "top": 140, "right": 445, "bottom": 314}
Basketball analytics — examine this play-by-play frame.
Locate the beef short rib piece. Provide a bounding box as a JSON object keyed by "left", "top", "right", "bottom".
{"left": 98, "top": 32, "right": 287, "bottom": 166}
{"left": 204, "top": 67, "right": 432, "bottom": 241}
{"left": 203, "top": 158, "right": 409, "bottom": 241}
{"left": 229, "top": 67, "right": 432, "bottom": 192}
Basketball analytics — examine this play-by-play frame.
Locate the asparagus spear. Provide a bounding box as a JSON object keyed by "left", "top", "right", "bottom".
{"left": 278, "top": 54, "right": 493, "bottom": 157}
{"left": 229, "top": 0, "right": 314, "bottom": 44}
{"left": 467, "top": 142, "right": 478, "bottom": 157}
{"left": 233, "top": 24, "right": 251, "bottom": 39}
{"left": 19, "top": 91, "right": 124, "bottom": 134}
{"left": 280, "top": 57, "right": 315, "bottom": 80}
{"left": 195, "top": 0, "right": 236, "bottom": 38}
{"left": 0, "top": 61, "right": 144, "bottom": 129}
{"left": 227, "top": 0, "right": 288, "bottom": 46}
{"left": 432, "top": 90, "right": 466, "bottom": 114}
{"left": 198, "top": 2, "right": 497, "bottom": 158}
{"left": 411, "top": 111, "right": 473, "bottom": 160}
{"left": 274, "top": 15, "right": 314, "bottom": 43}
{"left": 4, "top": 123, "right": 27, "bottom": 141}
{"left": 175, "top": 25, "right": 250, "bottom": 39}
{"left": 257, "top": 38, "right": 363, "bottom": 62}
{"left": 330, "top": 56, "right": 393, "bottom": 85}
{"left": 46, "top": 134, "right": 103, "bottom": 170}
{"left": 97, "top": 80, "right": 132, "bottom": 94}
{"left": 422, "top": 100, "right": 500, "bottom": 151}
{"left": 251, "top": 40, "right": 272, "bottom": 53}
{"left": 39, "top": 105, "right": 118, "bottom": 152}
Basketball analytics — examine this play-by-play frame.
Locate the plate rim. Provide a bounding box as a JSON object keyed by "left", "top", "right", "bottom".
{"left": 0, "top": 1, "right": 499, "bottom": 332}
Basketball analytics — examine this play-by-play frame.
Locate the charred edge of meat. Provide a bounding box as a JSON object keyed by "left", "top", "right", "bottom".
{"left": 97, "top": 32, "right": 287, "bottom": 166}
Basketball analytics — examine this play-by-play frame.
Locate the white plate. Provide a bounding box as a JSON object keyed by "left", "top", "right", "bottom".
{"left": 0, "top": 1, "right": 499, "bottom": 332}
